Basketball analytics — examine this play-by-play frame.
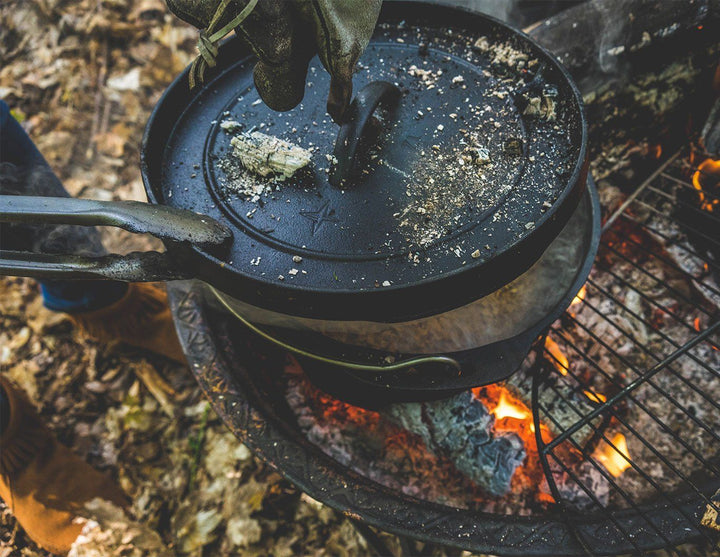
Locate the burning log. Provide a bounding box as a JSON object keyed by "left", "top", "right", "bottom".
{"left": 529, "top": 0, "right": 717, "bottom": 90}
{"left": 530, "top": 0, "right": 720, "bottom": 179}
{"left": 384, "top": 390, "right": 526, "bottom": 496}
{"left": 702, "top": 97, "right": 720, "bottom": 157}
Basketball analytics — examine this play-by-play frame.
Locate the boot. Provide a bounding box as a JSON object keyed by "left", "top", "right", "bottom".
{"left": 0, "top": 377, "right": 129, "bottom": 555}
{"left": 69, "top": 282, "right": 186, "bottom": 364}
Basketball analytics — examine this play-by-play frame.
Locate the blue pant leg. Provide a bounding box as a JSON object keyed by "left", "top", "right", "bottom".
{"left": 0, "top": 100, "right": 128, "bottom": 312}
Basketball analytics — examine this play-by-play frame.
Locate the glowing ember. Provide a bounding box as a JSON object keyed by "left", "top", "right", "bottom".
{"left": 692, "top": 158, "right": 720, "bottom": 212}
{"left": 593, "top": 433, "right": 632, "bottom": 477}
{"left": 544, "top": 336, "right": 569, "bottom": 375}
{"left": 492, "top": 390, "right": 531, "bottom": 421}
{"left": 570, "top": 284, "right": 586, "bottom": 307}
{"left": 694, "top": 317, "right": 701, "bottom": 331}
{"left": 584, "top": 390, "right": 607, "bottom": 404}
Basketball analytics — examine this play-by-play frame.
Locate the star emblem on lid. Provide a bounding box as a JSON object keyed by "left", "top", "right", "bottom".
{"left": 300, "top": 201, "right": 339, "bottom": 235}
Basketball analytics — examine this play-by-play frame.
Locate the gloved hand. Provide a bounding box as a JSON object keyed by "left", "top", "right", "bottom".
{"left": 165, "top": 0, "right": 382, "bottom": 123}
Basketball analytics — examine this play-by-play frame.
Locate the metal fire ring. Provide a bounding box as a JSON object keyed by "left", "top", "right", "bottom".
{"left": 167, "top": 280, "right": 707, "bottom": 556}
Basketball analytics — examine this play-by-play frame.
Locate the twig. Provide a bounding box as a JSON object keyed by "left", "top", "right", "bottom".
{"left": 133, "top": 361, "right": 176, "bottom": 418}
{"left": 187, "top": 403, "right": 211, "bottom": 493}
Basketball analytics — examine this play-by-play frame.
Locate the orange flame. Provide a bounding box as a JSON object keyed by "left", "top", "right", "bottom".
{"left": 593, "top": 433, "right": 632, "bottom": 477}
{"left": 692, "top": 159, "right": 720, "bottom": 212}
{"left": 584, "top": 390, "right": 607, "bottom": 404}
{"left": 545, "top": 336, "right": 569, "bottom": 375}
{"left": 571, "top": 285, "right": 586, "bottom": 307}
{"left": 694, "top": 317, "right": 701, "bottom": 331}
{"left": 492, "top": 390, "right": 532, "bottom": 421}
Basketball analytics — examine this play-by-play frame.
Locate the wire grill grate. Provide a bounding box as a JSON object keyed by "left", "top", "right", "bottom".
{"left": 532, "top": 147, "right": 720, "bottom": 554}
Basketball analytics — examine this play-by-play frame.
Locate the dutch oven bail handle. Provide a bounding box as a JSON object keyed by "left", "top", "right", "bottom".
{"left": 0, "top": 195, "right": 232, "bottom": 282}
{"left": 330, "top": 80, "right": 402, "bottom": 187}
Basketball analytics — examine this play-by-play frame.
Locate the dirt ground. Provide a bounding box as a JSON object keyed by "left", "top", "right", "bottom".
{"left": 0, "top": 1, "right": 716, "bottom": 556}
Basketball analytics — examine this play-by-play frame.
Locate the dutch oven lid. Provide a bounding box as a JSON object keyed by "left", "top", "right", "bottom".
{"left": 146, "top": 3, "right": 587, "bottom": 322}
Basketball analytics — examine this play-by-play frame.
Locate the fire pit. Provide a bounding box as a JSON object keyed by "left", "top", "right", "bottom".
{"left": 164, "top": 97, "right": 720, "bottom": 557}
{"left": 158, "top": 2, "right": 720, "bottom": 555}
{"left": 166, "top": 141, "right": 720, "bottom": 552}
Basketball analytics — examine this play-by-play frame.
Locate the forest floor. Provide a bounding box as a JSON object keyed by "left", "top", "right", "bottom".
{"left": 0, "top": 1, "right": 382, "bottom": 555}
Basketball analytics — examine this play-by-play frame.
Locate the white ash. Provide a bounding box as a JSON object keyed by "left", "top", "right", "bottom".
{"left": 216, "top": 157, "right": 276, "bottom": 203}
{"left": 551, "top": 461, "right": 612, "bottom": 511}
{"left": 219, "top": 119, "right": 242, "bottom": 132}
{"left": 473, "top": 36, "right": 536, "bottom": 71}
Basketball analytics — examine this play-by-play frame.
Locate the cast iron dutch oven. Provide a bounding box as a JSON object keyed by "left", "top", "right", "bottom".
{"left": 0, "top": 2, "right": 593, "bottom": 395}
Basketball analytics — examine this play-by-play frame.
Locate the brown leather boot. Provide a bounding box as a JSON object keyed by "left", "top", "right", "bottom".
{"left": 0, "top": 377, "right": 129, "bottom": 555}
{"left": 69, "top": 282, "right": 186, "bottom": 364}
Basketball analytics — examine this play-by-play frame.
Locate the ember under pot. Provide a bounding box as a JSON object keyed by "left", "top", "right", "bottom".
{"left": 0, "top": 2, "right": 595, "bottom": 400}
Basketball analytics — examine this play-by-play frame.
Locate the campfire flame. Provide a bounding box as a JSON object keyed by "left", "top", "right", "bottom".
{"left": 692, "top": 158, "right": 720, "bottom": 212}
{"left": 593, "top": 432, "right": 632, "bottom": 477}
{"left": 492, "top": 389, "right": 531, "bottom": 421}
{"left": 583, "top": 390, "right": 607, "bottom": 404}
{"left": 571, "top": 284, "right": 587, "bottom": 307}
{"left": 544, "top": 336, "right": 569, "bottom": 375}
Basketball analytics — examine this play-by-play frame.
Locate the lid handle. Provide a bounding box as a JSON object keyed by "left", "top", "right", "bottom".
{"left": 330, "top": 81, "right": 402, "bottom": 187}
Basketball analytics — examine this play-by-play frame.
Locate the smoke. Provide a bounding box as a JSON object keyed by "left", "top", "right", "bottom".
{"left": 433, "top": 0, "right": 516, "bottom": 23}
{"left": 595, "top": 0, "right": 633, "bottom": 75}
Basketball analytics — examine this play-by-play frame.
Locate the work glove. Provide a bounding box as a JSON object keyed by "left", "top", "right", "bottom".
{"left": 165, "top": 0, "right": 383, "bottom": 123}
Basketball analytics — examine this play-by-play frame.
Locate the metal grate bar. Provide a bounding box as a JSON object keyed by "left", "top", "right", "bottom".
{"left": 629, "top": 197, "right": 720, "bottom": 256}
{"left": 548, "top": 311, "right": 720, "bottom": 448}
{"left": 585, "top": 279, "right": 720, "bottom": 388}
{"left": 660, "top": 171, "right": 720, "bottom": 204}
{"left": 543, "top": 320, "right": 720, "bottom": 452}
{"left": 538, "top": 392, "right": 719, "bottom": 550}
{"left": 602, "top": 242, "right": 716, "bottom": 319}
{"left": 569, "top": 289, "right": 720, "bottom": 415}
{"left": 598, "top": 263, "right": 708, "bottom": 337}
{"left": 544, "top": 330, "right": 720, "bottom": 467}
{"left": 531, "top": 149, "right": 720, "bottom": 553}
{"left": 613, "top": 219, "right": 720, "bottom": 298}
{"left": 539, "top": 381, "right": 720, "bottom": 531}
{"left": 553, "top": 321, "right": 720, "bottom": 449}
{"left": 542, "top": 352, "right": 720, "bottom": 504}
{"left": 644, "top": 184, "right": 720, "bottom": 227}
{"left": 622, "top": 213, "right": 720, "bottom": 273}
{"left": 602, "top": 150, "right": 683, "bottom": 233}
{"left": 545, "top": 451, "right": 647, "bottom": 555}
{"left": 537, "top": 399, "right": 683, "bottom": 548}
